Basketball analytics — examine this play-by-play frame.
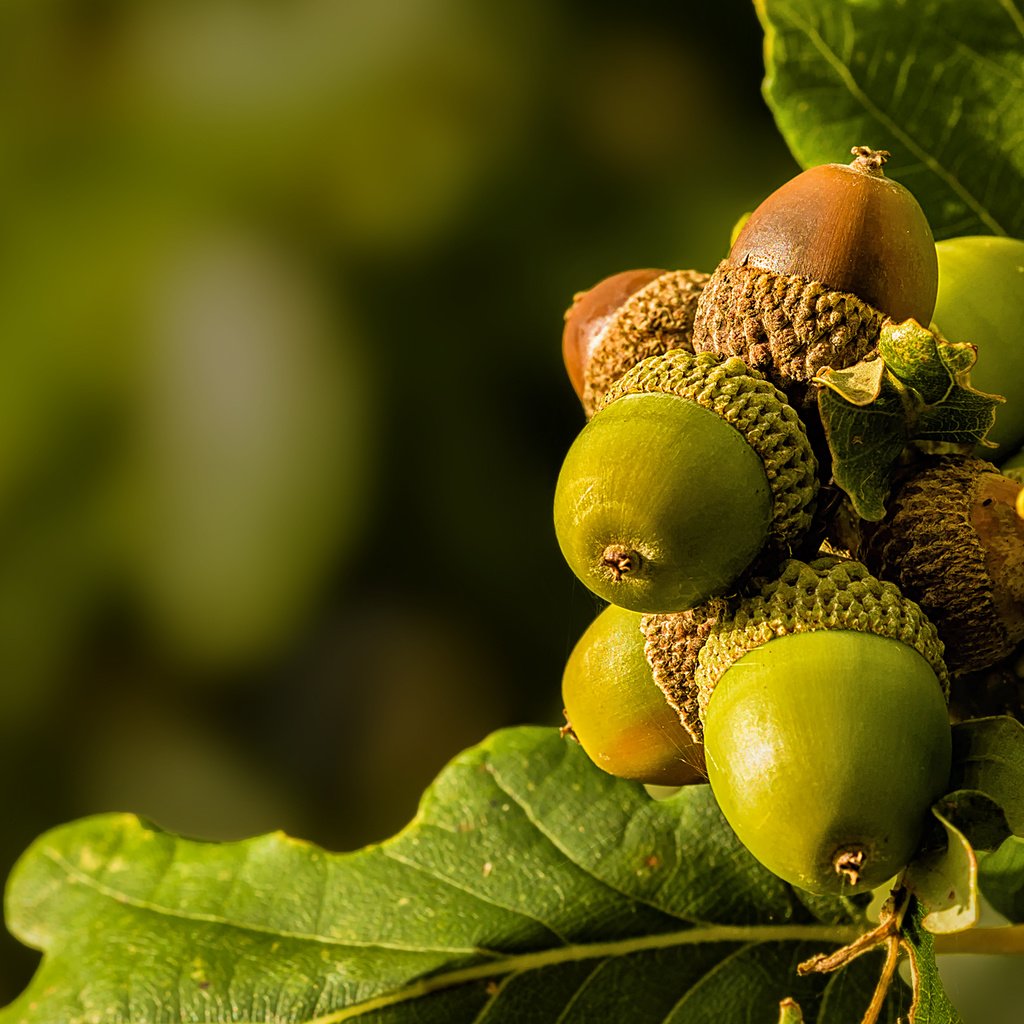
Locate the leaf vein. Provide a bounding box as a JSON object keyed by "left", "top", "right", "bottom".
{"left": 378, "top": 845, "right": 571, "bottom": 945}
{"left": 38, "top": 847, "right": 491, "bottom": 957}
{"left": 484, "top": 762, "right": 705, "bottom": 927}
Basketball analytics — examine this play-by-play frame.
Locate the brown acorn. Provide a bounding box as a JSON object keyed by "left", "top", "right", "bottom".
{"left": 691, "top": 147, "right": 938, "bottom": 407}
{"left": 854, "top": 455, "right": 1024, "bottom": 675}
{"left": 562, "top": 268, "right": 708, "bottom": 417}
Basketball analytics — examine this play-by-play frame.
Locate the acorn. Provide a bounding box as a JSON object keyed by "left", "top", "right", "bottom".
{"left": 562, "top": 268, "right": 709, "bottom": 417}
{"left": 694, "top": 558, "right": 951, "bottom": 895}
{"left": 553, "top": 349, "right": 818, "bottom": 613}
{"left": 1002, "top": 448, "right": 1024, "bottom": 486}
{"left": 853, "top": 455, "right": 1024, "bottom": 675}
{"left": 561, "top": 602, "right": 707, "bottom": 786}
{"left": 691, "top": 147, "right": 938, "bottom": 406}
{"left": 932, "top": 235, "right": 1024, "bottom": 453}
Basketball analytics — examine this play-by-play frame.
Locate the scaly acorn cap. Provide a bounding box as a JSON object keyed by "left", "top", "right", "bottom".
{"left": 581, "top": 269, "right": 709, "bottom": 417}
{"left": 641, "top": 598, "right": 731, "bottom": 745}
{"left": 602, "top": 350, "right": 819, "bottom": 562}
{"left": 694, "top": 557, "right": 949, "bottom": 724}
{"left": 690, "top": 260, "right": 887, "bottom": 408}
{"left": 856, "top": 456, "right": 1024, "bottom": 675}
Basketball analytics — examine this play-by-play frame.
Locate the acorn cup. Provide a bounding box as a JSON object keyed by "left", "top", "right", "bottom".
{"left": 562, "top": 268, "right": 709, "bottom": 417}
{"left": 853, "top": 455, "right": 1024, "bottom": 676}
{"left": 692, "top": 558, "right": 952, "bottom": 896}
{"left": 561, "top": 602, "right": 708, "bottom": 786}
{"left": 691, "top": 147, "right": 938, "bottom": 408}
{"left": 553, "top": 349, "right": 819, "bottom": 613}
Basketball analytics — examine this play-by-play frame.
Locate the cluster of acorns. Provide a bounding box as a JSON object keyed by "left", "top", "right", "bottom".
{"left": 554, "top": 147, "right": 1024, "bottom": 896}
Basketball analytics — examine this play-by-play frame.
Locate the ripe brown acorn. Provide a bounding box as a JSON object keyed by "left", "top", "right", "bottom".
{"left": 691, "top": 147, "right": 938, "bottom": 406}
{"left": 562, "top": 268, "right": 709, "bottom": 417}
{"left": 853, "top": 455, "right": 1024, "bottom": 675}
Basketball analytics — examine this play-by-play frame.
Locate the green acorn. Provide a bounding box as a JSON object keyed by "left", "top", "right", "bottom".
{"left": 561, "top": 603, "right": 707, "bottom": 786}
{"left": 694, "top": 558, "right": 951, "bottom": 895}
{"left": 553, "top": 350, "right": 818, "bottom": 613}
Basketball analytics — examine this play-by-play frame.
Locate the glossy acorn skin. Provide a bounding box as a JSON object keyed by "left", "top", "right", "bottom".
{"left": 562, "top": 268, "right": 664, "bottom": 400}
{"left": 703, "top": 630, "right": 952, "bottom": 895}
{"left": 554, "top": 391, "right": 772, "bottom": 613}
{"left": 731, "top": 150, "right": 938, "bottom": 326}
{"left": 932, "top": 235, "right": 1024, "bottom": 454}
{"left": 562, "top": 603, "right": 705, "bottom": 786}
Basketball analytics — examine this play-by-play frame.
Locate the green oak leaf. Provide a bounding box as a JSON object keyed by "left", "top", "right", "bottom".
{"left": 816, "top": 358, "right": 886, "bottom": 407}
{"left": 880, "top": 322, "right": 1003, "bottom": 448}
{"left": 1, "top": 727, "right": 916, "bottom": 1024}
{"left": 816, "top": 373, "right": 909, "bottom": 520}
{"left": 907, "top": 717, "right": 1024, "bottom": 933}
{"left": 978, "top": 836, "right": 1024, "bottom": 922}
{"left": 878, "top": 322, "right": 961, "bottom": 407}
{"left": 903, "top": 904, "right": 966, "bottom": 1023}
{"left": 948, "top": 717, "right": 1024, "bottom": 836}
{"left": 815, "top": 321, "right": 1002, "bottom": 518}
{"left": 905, "top": 804, "right": 979, "bottom": 935}
{"left": 756, "top": 0, "right": 1024, "bottom": 240}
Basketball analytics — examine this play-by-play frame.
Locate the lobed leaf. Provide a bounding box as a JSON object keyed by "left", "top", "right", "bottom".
{"left": 815, "top": 320, "right": 1002, "bottom": 518}
{"left": 0, "top": 727, "right": 916, "bottom": 1024}
{"left": 905, "top": 805, "right": 979, "bottom": 934}
{"left": 756, "top": 0, "right": 1024, "bottom": 240}
{"left": 816, "top": 375, "right": 909, "bottom": 520}
{"left": 907, "top": 717, "right": 1024, "bottom": 934}
{"left": 947, "top": 717, "right": 1024, "bottom": 836}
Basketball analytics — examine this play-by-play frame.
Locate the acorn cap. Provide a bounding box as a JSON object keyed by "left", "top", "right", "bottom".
{"left": 641, "top": 598, "right": 730, "bottom": 745}
{"left": 858, "top": 456, "right": 1024, "bottom": 675}
{"left": 690, "top": 260, "right": 887, "bottom": 407}
{"left": 581, "top": 269, "right": 708, "bottom": 417}
{"left": 694, "top": 557, "right": 949, "bottom": 722}
{"left": 603, "top": 350, "right": 819, "bottom": 560}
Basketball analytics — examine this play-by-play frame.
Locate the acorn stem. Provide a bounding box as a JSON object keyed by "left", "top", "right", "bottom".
{"left": 849, "top": 146, "right": 890, "bottom": 175}
{"left": 863, "top": 933, "right": 902, "bottom": 1024}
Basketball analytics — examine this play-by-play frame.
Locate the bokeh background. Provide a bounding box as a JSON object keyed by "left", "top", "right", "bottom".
{"left": 0, "top": 0, "right": 803, "bottom": 1000}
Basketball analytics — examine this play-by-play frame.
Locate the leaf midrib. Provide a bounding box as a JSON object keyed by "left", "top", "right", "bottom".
{"left": 307, "top": 922, "right": 861, "bottom": 1024}
{"left": 765, "top": 0, "right": 1011, "bottom": 235}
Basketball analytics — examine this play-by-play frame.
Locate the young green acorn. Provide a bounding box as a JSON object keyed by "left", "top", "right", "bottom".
{"left": 691, "top": 147, "right": 938, "bottom": 407}
{"left": 853, "top": 455, "right": 1024, "bottom": 675}
{"left": 562, "top": 268, "right": 709, "bottom": 417}
{"left": 932, "top": 236, "right": 1024, "bottom": 454}
{"left": 693, "top": 557, "right": 951, "bottom": 896}
{"left": 561, "top": 602, "right": 707, "bottom": 786}
{"left": 553, "top": 349, "right": 818, "bottom": 613}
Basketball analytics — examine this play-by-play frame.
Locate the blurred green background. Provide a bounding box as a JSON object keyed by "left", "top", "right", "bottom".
{"left": 0, "top": 0, "right": 802, "bottom": 1000}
